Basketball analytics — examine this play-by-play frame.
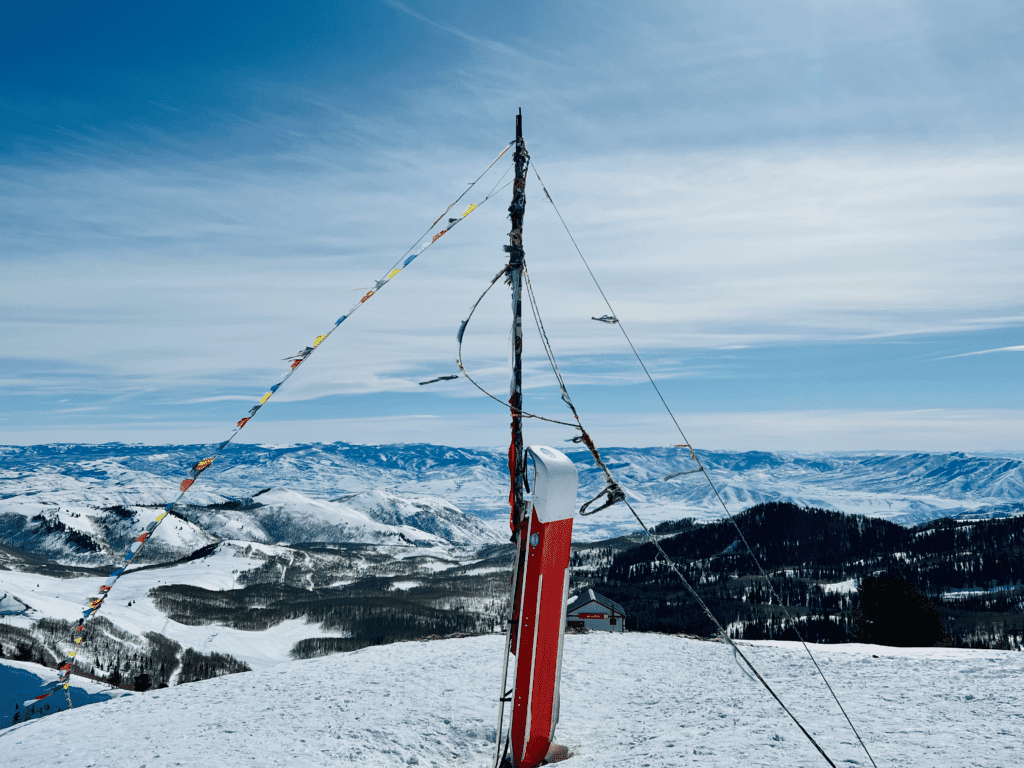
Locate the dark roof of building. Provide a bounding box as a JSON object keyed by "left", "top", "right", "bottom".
{"left": 566, "top": 588, "right": 625, "bottom": 616}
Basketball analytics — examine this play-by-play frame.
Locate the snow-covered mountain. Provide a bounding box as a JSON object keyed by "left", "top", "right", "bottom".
{"left": 4, "top": 443, "right": 1022, "bottom": 765}
{"left": 180, "top": 487, "right": 500, "bottom": 550}
{"left": 1, "top": 444, "right": 513, "bottom": 566}
{"left": 4, "top": 633, "right": 1021, "bottom": 767}
{"left": 3, "top": 443, "right": 1023, "bottom": 558}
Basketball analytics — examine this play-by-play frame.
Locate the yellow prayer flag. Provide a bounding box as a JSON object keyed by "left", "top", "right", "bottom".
{"left": 260, "top": 392, "right": 272, "bottom": 405}
{"left": 462, "top": 203, "right": 477, "bottom": 217}
{"left": 313, "top": 334, "right": 328, "bottom": 348}
{"left": 386, "top": 268, "right": 401, "bottom": 280}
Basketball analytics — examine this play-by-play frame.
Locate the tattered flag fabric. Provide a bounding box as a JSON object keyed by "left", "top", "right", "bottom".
{"left": 192, "top": 457, "right": 215, "bottom": 474}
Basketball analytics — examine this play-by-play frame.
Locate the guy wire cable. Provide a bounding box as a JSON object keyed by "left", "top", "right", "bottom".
{"left": 531, "top": 161, "right": 879, "bottom": 768}
{"left": 458, "top": 249, "right": 840, "bottom": 767}
{"left": 511, "top": 251, "right": 841, "bottom": 767}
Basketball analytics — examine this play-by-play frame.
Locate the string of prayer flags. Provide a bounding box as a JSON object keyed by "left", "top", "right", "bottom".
{"left": 34, "top": 140, "right": 515, "bottom": 706}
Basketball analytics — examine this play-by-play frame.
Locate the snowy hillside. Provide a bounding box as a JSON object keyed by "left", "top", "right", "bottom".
{"left": 0, "top": 537, "right": 499, "bottom": 677}
{"left": 3, "top": 633, "right": 1021, "bottom": 767}
{"left": 182, "top": 487, "right": 501, "bottom": 550}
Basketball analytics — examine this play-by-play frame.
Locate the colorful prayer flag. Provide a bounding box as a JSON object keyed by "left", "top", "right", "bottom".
{"left": 45, "top": 138, "right": 512, "bottom": 708}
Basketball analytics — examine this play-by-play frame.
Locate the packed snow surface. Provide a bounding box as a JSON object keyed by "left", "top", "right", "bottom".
{"left": 3, "top": 634, "right": 1020, "bottom": 767}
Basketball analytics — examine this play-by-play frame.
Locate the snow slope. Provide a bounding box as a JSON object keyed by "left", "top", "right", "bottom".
{"left": 183, "top": 487, "right": 500, "bottom": 549}
{"left": 2, "top": 634, "right": 1020, "bottom": 767}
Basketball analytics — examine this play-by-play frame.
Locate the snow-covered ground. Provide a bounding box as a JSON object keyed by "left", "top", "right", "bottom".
{"left": 2, "top": 633, "right": 1020, "bottom": 768}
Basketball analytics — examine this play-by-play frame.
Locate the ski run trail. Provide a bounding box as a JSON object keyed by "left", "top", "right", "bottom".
{"left": 2, "top": 633, "right": 1020, "bottom": 768}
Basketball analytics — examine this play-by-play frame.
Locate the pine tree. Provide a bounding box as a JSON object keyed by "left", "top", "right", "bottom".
{"left": 855, "top": 574, "right": 947, "bottom": 647}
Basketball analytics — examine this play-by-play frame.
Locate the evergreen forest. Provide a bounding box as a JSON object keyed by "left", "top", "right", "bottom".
{"left": 593, "top": 502, "right": 1024, "bottom": 649}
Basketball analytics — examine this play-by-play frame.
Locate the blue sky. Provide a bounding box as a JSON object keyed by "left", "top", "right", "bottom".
{"left": 2, "top": 0, "right": 1022, "bottom": 451}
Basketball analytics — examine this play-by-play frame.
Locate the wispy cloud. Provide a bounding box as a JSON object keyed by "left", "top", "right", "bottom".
{"left": 941, "top": 345, "right": 1024, "bottom": 360}
{"left": 382, "top": 0, "right": 518, "bottom": 56}
{"left": 3, "top": 0, "right": 1023, "bottom": 447}
{"left": 3, "top": 144, "right": 1021, "bottom": 396}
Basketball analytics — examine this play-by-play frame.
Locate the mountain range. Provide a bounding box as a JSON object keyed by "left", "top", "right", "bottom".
{"left": 3, "top": 443, "right": 1023, "bottom": 568}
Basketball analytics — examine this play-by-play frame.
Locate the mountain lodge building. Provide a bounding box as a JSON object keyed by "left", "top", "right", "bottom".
{"left": 565, "top": 588, "right": 625, "bottom": 632}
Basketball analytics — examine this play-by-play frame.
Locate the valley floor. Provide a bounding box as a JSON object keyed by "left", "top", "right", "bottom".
{"left": 2, "top": 633, "right": 1021, "bottom": 768}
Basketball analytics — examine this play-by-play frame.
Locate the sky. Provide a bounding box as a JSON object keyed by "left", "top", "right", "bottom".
{"left": 2, "top": 0, "right": 1022, "bottom": 452}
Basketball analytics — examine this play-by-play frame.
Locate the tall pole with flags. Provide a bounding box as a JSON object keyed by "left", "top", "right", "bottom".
{"left": 507, "top": 108, "right": 528, "bottom": 537}
{"left": 494, "top": 110, "right": 575, "bottom": 768}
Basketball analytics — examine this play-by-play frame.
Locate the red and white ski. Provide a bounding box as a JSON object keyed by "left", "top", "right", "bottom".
{"left": 507, "top": 445, "right": 577, "bottom": 767}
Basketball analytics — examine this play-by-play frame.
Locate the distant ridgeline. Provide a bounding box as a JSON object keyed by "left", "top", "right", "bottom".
{"left": 594, "top": 502, "right": 1024, "bottom": 650}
